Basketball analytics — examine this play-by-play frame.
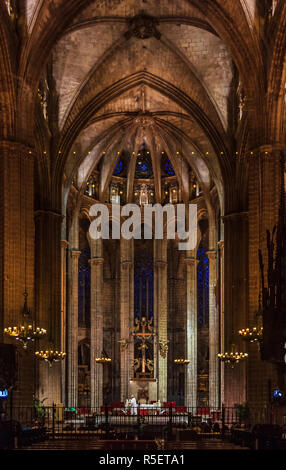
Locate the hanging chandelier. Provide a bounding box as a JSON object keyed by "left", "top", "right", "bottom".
{"left": 238, "top": 297, "right": 263, "bottom": 346}
{"left": 4, "top": 171, "right": 46, "bottom": 350}
{"left": 35, "top": 348, "right": 66, "bottom": 367}
{"left": 4, "top": 292, "right": 46, "bottom": 349}
{"left": 238, "top": 326, "right": 263, "bottom": 344}
{"left": 95, "top": 351, "right": 112, "bottom": 364}
{"left": 218, "top": 344, "right": 248, "bottom": 368}
{"left": 174, "top": 359, "right": 190, "bottom": 365}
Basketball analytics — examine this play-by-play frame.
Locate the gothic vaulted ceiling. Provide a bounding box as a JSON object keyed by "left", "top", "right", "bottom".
{"left": 3, "top": 0, "right": 285, "bottom": 215}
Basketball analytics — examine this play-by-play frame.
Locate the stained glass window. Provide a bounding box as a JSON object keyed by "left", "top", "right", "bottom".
{"left": 134, "top": 252, "right": 154, "bottom": 320}
{"left": 164, "top": 159, "right": 175, "bottom": 176}
{"left": 133, "top": 241, "right": 154, "bottom": 378}
{"left": 78, "top": 248, "right": 91, "bottom": 327}
{"left": 135, "top": 150, "right": 153, "bottom": 178}
{"left": 113, "top": 157, "right": 123, "bottom": 175}
{"left": 197, "top": 246, "right": 209, "bottom": 326}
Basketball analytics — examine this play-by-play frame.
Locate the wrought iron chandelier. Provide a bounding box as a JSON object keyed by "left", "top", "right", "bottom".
{"left": 4, "top": 171, "right": 46, "bottom": 349}
{"left": 95, "top": 351, "right": 112, "bottom": 364}
{"left": 238, "top": 296, "right": 263, "bottom": 346}
{"left": 218, "top": 344, "right": 248, "bottom": 368}
{"left": 174, "top": 359, "right": 190, "bottom": 365}
{"left": 4, "top": 292, "right": 46, "bottom": 349}
{"left": 238, "top": 326, "right": 263, "bottom": 344}
{"left": 35, "top": 348, "right": 66, "bottom": 367}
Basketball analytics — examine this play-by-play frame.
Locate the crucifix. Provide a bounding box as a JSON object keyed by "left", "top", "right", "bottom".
{"left": 133, "top": 316, "right": 154, "bottom": 375}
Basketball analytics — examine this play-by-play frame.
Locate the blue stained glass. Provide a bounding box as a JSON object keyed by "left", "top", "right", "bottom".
{"left": 78, "top": 248, "right": 91, "bottom": 327}
{"left": 165, "top": 159, "right": 175, "bottom": 176}
{"left": 113, "top": 157, "right": 123, "bottom": 175}
{"left": 135, "top": 152, "right": 153, "bottom": 178}
{"left": 134, "top": 252, "right": 153, "bottom": 320}
{"left": 197, "top": 246, "right": 209, "bottom": 326}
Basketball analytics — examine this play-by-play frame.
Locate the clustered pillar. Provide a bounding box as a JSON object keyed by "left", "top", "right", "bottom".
{"left": 120, "top": 239, "right": 134, "bottom": 402}
{"left": 223, "top": 213, "right": 248, "bottom": 407}
{"left": 154, "top": 239, "right": 168, "bottom": 403}
{"left": 207, "top": 250, "right": 219, "bottom": 410}
{"left": 67, "top": 249, "right": 80, "bottom": 407}
{"left": 185, "top": 256, "right": 198, "bottom": 409}
{"left": 0, "top": 141, "right": 35, "bottom": 406}
{"left": 217, "top": 240, "right": 225, "bottom": 405}
{"left": 90, "top": 239, "right": 104, "bottom": 409}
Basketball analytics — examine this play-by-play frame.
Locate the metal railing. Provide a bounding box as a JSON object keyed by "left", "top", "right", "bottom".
{"left": 3, "top": 404, "right": 281, "bottom": 442}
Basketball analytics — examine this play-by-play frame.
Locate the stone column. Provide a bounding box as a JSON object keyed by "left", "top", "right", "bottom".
{"left": 34, "top": 209, "right": 63, "bottom": 405}
{"left": 184, "top": 257, "right": 198, "bottom": 409}
{"left": 90, "top": 240, "right": 104, "bottom": 408}
{"left": 120, "top": 239, "right": 134, "bottom": 401}
{"left": 67, "top": 249, "right": 80, "bottom": 407}
{"left": 217, "top": 240, "right": 225, "bottom": 406}
{"left": 60, "top": 240, "right": 68, "bottom": 403}
{"left": 154, "top": 240, "right": 168, "bottom": 402}
{"left": 207, "top": 250, "right": 219, "bottom": 409}
{"left": 223, "top": 212, "right": 248, "bottom": 407}
{"left": 0, "top": 141, "right": 35, "bottom": 406}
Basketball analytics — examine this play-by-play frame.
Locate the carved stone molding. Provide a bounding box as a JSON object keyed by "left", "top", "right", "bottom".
{"left": 184, "top": 257, "right": 199, "bottom": 265}
{"left": 34, "top": 209, "right": 64, "bottom": 221}
{"left": 222, "top": 211, "right": 248, "bottom": 221}
{"left": 125, "top": 14, "right": 161, "bottom": 40}
{"left": 0, "top": 140, "right": 34, "bottom": 158}
{"left": 121, "top": 260, "right": 133, "bottom": 270}
{"left": 89, "top": 257, "right": 104, "bottom": 266}
{"left": 61, "top": 240, "right": 69, "bottom": 249}
{"left": 206, "top": 250, "right": 217, "bottom": 261}
{"left": 217, "top": 240, "right": 224, "bottom": 251}
{"left": 71, "top": 250, "right": 81, "bottom": 259}
{"left": 155, "top": 259, "right": 167, "bottom": 268}
{"left": 159, "top": 339, "right": 169, "bottom": 358}
{"left": 134, "top": 113, "right": 155, "bottom": 128}
{"left": 118, "top": 339, "right": 129, "bottom": 352}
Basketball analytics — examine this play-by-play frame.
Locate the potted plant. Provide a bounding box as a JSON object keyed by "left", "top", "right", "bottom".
{"left": 33, "top": 397, "right": 47, "bottom": 426}
{"left": 235, "top": 402, "right": 250, "bottom": 427}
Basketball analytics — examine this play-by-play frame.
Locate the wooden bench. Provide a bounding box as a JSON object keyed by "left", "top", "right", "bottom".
{"left": 100, "top": 440, "right": 158, "bottom": 450}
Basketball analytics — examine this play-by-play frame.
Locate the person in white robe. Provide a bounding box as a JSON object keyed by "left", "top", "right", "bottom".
{"left": 130, "top": 395, "right": 137, "bottom": 415}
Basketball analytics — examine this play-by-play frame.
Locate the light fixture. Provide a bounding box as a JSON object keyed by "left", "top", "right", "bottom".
{"left": 238, "top": 326, "right": 263, "bottom": 344}
{"left": 174, "top": 359, "right": 190, "bottom": 365}
{"left": 238, "top": 295, "right": 263, "bottom": 346}
{"left": 218, "top": 344, "right": 248, "bottom": 368}
{"left": 4, "top": 173, "right": 46, "bottom": 349}
{"left": 35, "top": 349, "right": 66, "bottom": 367}
{"left": 4, "top": 293, "right": 46, "bottom": 349}
{"left": 96, "top": 351, "right": 112, "bottom": 364}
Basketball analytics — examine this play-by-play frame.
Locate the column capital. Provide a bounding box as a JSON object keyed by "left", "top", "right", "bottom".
{"left": 71, "top": 249, "right": 81, "bottom": 259}
{"left": 247, "top": 144, "right": 286, "bottom": 157}
{"left": 61, "top": 240, "right": 69, "bottom": 249}
{"left": 89, "top": 257, "right": 104, "bottom": 266}
{"left": 121, "top": 260, "right": 133, "bottom": 270}
{"left": 34, "top": 209, "right": 64, "bottom": 221}
{"left": 217, "top": 240, "right": 224, "bottom": 251}
{"left": 222, "top": 211, "right": 248, "bottom": 221}
{"left": 184, "top": 257, "right": 199, "bottom": 266}
{"left": 206, "top": 250, "right": 217, "bottom": 261}
{"left": 0, "top": 139, "right": 34, "bottom": 158}
{"left": 154, "top": 259, "right": 167, "bottom": 268}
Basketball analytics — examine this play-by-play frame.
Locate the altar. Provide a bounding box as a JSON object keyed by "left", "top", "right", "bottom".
{"left": 123, "top": 402, "right": 164, "bottom": 416}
